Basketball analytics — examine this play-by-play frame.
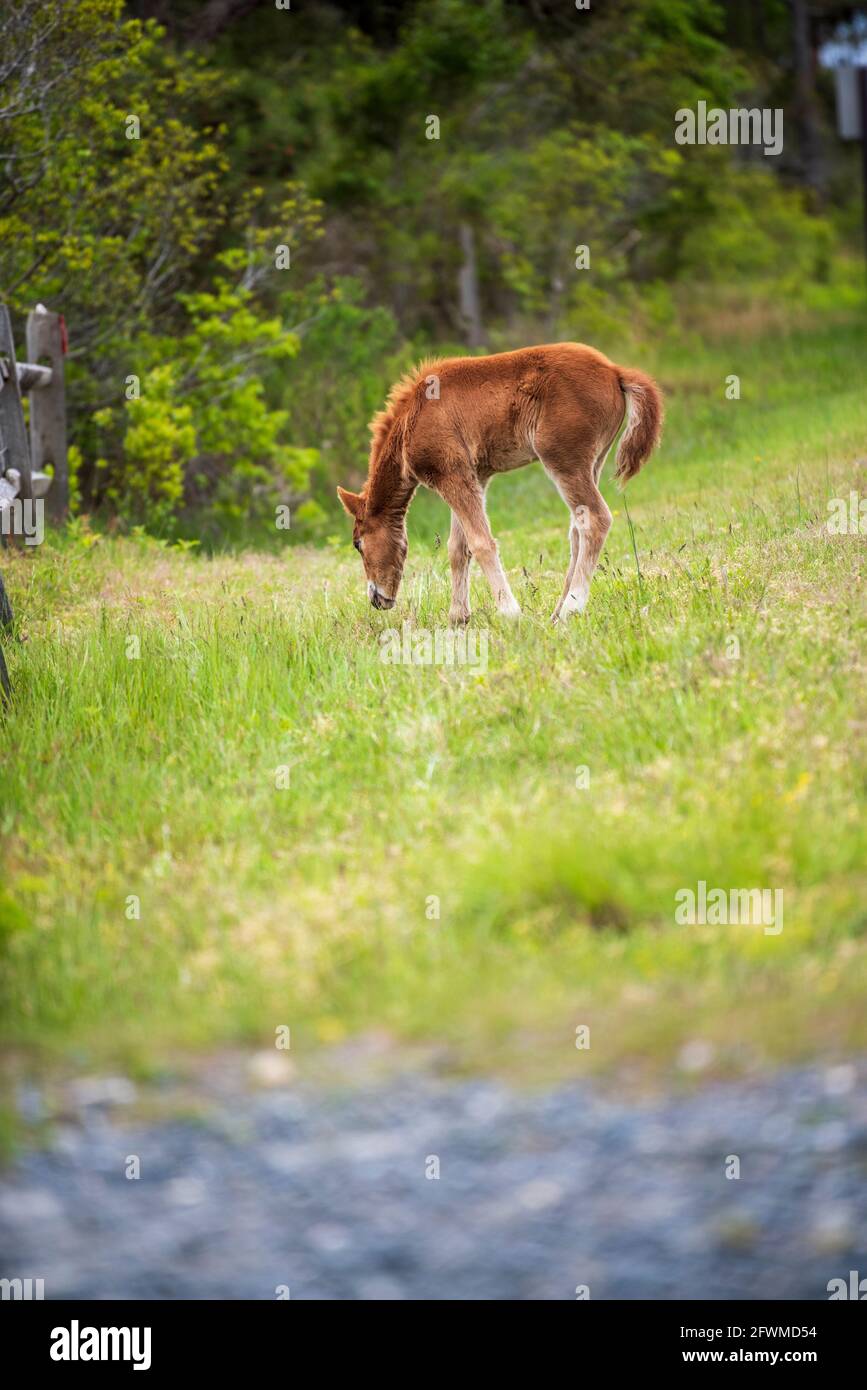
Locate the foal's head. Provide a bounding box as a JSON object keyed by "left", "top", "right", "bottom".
{"left": 337, "top": 487, "right": 408, "bottom": 610}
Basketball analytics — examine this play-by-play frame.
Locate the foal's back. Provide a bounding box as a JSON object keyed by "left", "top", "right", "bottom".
{"left": 405, "top": 343, "right": 627, "bottom": 485}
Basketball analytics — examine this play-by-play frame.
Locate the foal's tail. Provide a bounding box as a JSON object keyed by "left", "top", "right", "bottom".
{"left": 613, "top": 366, "right": 664, "bottom": 488}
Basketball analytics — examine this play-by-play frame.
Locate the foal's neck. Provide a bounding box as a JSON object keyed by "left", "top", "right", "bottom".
{"left": 366, "top": 442, "right": 416, "bottom": 520}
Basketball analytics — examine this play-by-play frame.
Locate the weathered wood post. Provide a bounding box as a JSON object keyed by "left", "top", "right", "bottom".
{"left": 26, "top": 305, "right": 68, "bottom": 520}
{"left": 0, "top": 569, "right": 11, "bottom": 699}
{"left": 0, "top": 570, "right": 11, "bottom": 627}
{"left": 0, "top": 305, "right": 34, "bottom": 502}
{"left": 0, "top": 303, "right": 67, "bottom": 696}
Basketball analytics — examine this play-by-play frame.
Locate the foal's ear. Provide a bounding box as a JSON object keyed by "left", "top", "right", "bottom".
{"left": 337, "top": 486, "right": 364, "bottom": 519}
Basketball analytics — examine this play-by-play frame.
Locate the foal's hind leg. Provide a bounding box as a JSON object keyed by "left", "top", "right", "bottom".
{"left": 447, "top": 511, "right": 472, "bottom": 625}
{"left": 558, "top": 483, "right": 612, "bottom": 619}
{"left": 542, "top": 456, "right": 612, "bottom": 622}
{"left": 550, "top": 521, "right": 582, "bottom": 623}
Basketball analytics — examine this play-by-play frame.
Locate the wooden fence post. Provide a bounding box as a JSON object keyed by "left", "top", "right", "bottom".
{"left": 0, "top": 569, "right": 11, "bottom": 699}
{"left": 0, "top": 305, "right": 33, "bottom": 502}
{"left": 26, "top": 306, "right": 68, "bottom": 520}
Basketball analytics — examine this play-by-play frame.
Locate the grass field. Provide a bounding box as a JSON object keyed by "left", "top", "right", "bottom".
{"left": 1, "top": 307, "right": 866, "bottom": 1099}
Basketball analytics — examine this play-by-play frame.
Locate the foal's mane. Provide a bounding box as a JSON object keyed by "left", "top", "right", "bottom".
{"left": 365, "top": 358, "right": 440, "bottom": 513}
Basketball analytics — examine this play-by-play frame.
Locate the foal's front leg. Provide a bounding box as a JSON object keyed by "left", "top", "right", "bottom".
{"left": 439, "top": 479, "right": 521, "bottom": 618}
{"left": 447, "top": 512, "right": 472, "bottom": 625}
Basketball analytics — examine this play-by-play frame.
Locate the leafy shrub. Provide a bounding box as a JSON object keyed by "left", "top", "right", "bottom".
{"left": 87, "top": 245, "right": 320, "bottom": 529}
{"left": 274, "top": 278, "right": 411, "bottom": 502}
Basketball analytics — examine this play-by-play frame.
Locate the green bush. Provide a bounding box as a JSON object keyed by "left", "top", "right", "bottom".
{"left": 85, "top": 236, "right": 322, "bottom": 529}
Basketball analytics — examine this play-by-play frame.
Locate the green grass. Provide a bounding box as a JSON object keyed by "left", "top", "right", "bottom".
{"left": 1, "top": 309, "right": 866, "bottom": 1089}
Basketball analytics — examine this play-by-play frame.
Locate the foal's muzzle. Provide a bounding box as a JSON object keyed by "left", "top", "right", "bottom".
{"left": 368, "top": 582, "right": 395, "bottom": 610}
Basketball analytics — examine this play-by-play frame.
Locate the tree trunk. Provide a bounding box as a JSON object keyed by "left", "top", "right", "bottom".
{"left": 791, "top": 0, "right": 822, "bottom": 193}
{"left": 458, "top": 222, "right": 484, "bottom": 348}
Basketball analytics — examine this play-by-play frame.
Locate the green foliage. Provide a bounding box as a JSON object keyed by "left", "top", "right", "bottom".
{"left": 103, "top": 365, "right": 194, "bottom": 519}
{"left": 677, "top": 170, "right": 835, "bottom": 285}
{"left": 1, "top": 1, "right": 229, "bottom": 349}
{"left": 0, "top": 3, "right": 324, "bottom": 529}
{"left": 275, "top": 277, "right": 410, "bottom": 502}
{"left": 485, "top": 128, "right": 679, "bottom": 319}
{"left": 87, "top": 226, "right": 323, "bottom": 526}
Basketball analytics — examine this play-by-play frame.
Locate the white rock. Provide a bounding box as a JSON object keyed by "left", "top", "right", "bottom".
{"left": 677, "top": 1040, "right": 715, "bottom": 1074}
{"left": 824, "top": 1064, "right": 856, "bottom": 1097}
{"left": 247, "top": 1051, "right": 296, "bottom": 1088}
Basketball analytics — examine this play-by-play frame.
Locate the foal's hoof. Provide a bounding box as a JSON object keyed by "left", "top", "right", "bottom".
{"left": 448, "top": 608, "right": 471, "bottom": 627}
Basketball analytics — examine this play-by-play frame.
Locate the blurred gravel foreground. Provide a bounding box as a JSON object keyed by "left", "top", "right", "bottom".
{"left": 2, "top": 1056, "right": 866, "bottom": 1301}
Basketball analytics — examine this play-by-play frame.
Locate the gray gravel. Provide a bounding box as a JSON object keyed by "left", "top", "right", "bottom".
{"left": 2, "top": 1058, "right": 866, "bottom": 1300}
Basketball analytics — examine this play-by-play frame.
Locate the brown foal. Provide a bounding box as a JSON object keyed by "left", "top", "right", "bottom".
{"left": 338, "top": 342, "right": 663, "bottom": 623}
